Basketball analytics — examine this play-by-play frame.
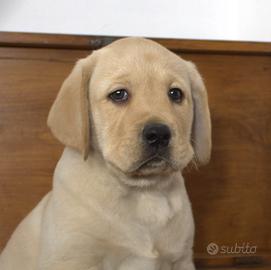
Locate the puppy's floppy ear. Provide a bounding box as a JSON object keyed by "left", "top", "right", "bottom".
{"left": 47, "top": 53, "right": 96, "bottom": 160}
{"left": 187, "top": 61, "right": 212, "bottom": 165}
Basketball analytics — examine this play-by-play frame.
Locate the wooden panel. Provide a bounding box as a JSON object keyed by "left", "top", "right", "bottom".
{"left": 183, "top": 53, "right": 271, "bottom": 256}
{"left": 0, "top": 47, "right": 91, "bottom": 250}
{"left": 1, "top": 32, "right": 271, "bottom": 55}
{"left": 0, "top": 33, "right": 270, "bottom": 269}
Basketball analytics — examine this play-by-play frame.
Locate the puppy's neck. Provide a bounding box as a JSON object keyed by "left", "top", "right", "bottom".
{"left": 54, "top": 147, "right": 188, "bottom": 228}
{"left": 56, "top": 147, "right": 184, "bottom": 193}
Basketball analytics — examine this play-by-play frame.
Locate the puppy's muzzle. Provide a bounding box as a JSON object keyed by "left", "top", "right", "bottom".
{"left": 143, "top": 123, "right": 171, "bottom": 152}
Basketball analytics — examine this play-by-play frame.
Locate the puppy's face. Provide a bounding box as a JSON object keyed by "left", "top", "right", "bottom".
{"left": 89, "top": 39, "right": 194, "bottom": 177}
{"left": 48, "top": 38, "right": 211, "bottom": 181}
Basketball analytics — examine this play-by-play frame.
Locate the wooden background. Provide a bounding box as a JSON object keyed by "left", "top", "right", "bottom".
{"left": 0, "top": 32, "right": 271, "bottom": 269}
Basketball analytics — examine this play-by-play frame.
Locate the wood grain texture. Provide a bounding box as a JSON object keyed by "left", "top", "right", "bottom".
{"left": 1, "top": 31, "right": 271, "bottom": 55}
{"left": 184, "top": 53, "right": 271, "bottom": 256}
{"left": 0, "top": 34, "right": 270, "bottom": 269}
{"left": 0, "top": 47, "right": 92, "bottom": 251}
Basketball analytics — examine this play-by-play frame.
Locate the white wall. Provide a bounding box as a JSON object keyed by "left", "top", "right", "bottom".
{"left": 0, "top": 0, "right": 271, "bottom": 42}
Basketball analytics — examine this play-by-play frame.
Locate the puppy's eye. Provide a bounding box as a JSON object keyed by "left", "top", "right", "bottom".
{"left": 168, "top": 88, "right": 184, "bottom": 103}
{"left": 109, "top": 89, "right": 129, "bottom": 103}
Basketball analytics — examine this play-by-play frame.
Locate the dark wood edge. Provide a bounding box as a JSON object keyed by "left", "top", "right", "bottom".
{"left": 0, "top": 32, "right": 271, "bottom": 55}
{"left": 194, "top": 254, "right": 271, "bottom": 268}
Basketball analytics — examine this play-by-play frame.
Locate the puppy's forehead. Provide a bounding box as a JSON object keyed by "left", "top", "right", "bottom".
{"left": 105, "top": 37, "right": 170, "bottom": 55}
{"left": 94, "top": 37, "right": 188, "bottom": 76}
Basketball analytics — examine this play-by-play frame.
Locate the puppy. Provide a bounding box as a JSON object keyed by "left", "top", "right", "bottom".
{"left": 0, "top": 37, "right": 211, "bottom": 270}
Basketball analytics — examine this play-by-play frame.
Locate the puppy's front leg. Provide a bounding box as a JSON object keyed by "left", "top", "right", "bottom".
{"left": 172, "top": 249, "right": 195, "bottom": 270}
{"left": 118, "top": 255, "right": 160, "bottom": 270}
{"left": 38, "top": 261, "right": 101, "bottom": 270}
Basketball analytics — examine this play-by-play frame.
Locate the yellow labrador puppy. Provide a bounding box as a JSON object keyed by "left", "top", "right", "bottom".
{"left": 0, "top": 37, "right": 211, "bottom": 270}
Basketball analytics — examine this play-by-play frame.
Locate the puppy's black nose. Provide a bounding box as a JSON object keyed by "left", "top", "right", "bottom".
{"left": 143, "top": 123, "right": 171, "bottom": 148}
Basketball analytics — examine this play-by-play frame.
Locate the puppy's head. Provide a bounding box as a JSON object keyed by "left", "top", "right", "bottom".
{"left": 48, "top": 38, "right": 211, "bottom": 180}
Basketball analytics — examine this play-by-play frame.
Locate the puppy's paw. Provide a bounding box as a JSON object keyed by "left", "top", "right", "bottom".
{"left": 172, "top": 261, "right": 195, "bottom": 270}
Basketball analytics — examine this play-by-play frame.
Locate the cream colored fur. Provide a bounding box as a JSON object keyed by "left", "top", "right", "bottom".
{"left": 0, "top": 37, "right": 211, "bottom": 270}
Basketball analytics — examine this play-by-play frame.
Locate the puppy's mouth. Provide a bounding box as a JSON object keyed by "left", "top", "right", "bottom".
{"left": 128, "top": 155, "right": 177, "bottom": 176}
{"left": 139, "top": 156, "right": 167, "bottom": 169}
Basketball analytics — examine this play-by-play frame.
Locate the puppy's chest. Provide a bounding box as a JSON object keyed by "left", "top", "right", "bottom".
{"left": 112, "top": 189, "right": 187, "bottom": 259}
{"left": 131, "top": 190, "right": 183, "bottom": 227}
